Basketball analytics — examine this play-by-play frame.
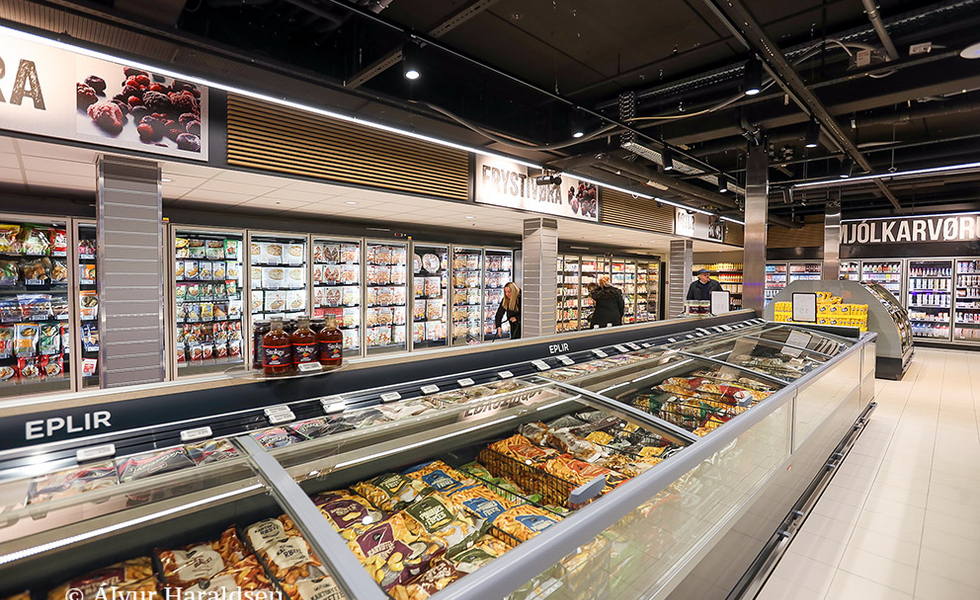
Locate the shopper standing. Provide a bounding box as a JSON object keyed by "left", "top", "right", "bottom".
{"left": 495, "top": 281, "right": 522, "bottom": 339}
{"left": 686, "top": 268, "right": 723, "bottom": 300}
{"left": 589, "top": 276, "right": 625, "bottom": 328}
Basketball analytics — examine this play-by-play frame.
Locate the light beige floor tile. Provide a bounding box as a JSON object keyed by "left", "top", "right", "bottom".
{"left": 821, "top": 484, "right": 871, "bottom": 508}
{"left": 838, "top": 547, "right": 917, "bottom": 595}
{"left": 914, "top": 569, "right": 980, "bottom": 600}
{"left": 811, "top": 497, "right": 864, "bottom": 525}
{"left": 824, "top": 571, "right": 913, "bottom": 600}
{"left": 770, "top": 551, "right": 839, "bottom": 596}
{"left": 854, "top": 508, "right": 924, "bottom": 544}
{"left": 916, "top": 545, "right": 980, "bottom": 589}
{"left": 799, "top": 513, "right": 857, "bottom": 544}
{"left": 786, "top": 530, "right": 848, "bottom": 567}
{"left": 861, "top": 496, "right": 926, "bottom": 522}
{"left": 756, "top": 574, "right": 827, "bottom": 600}
{"left": 846, "top": 525, "right": 919, "bottom": 568}
{"left": 866, "top": 481, "right": 928, "bottom": 509}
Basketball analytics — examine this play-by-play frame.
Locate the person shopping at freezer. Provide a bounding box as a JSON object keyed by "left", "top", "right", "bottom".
{"left": 686, "top": 268, "right": 723, "bottom": 300}
{"left": 589, "top": 276, "right": 626, "bottom": 328}
{"left": 495, "top": 281, "right": 522, "bottom": 339}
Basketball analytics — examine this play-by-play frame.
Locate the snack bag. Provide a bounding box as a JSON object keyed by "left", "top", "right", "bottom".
{"left": 14, "top": 323, "right": 38, "bottom": 357}
{"left": 19, "top": 225, "right": 51, "bottom": 255}
{"left": 0, "top": 260, "right": 17, "bottom": 286}
{"left": 388, "top": 540, "right": 504, "bottom": 600}
{"left": 312, "top": 492, "right": 385, "bottom": 533}
{"left": 21, "top": 258, "right": 51, "bottom": 284}
{"left": 256, "top": 533, "right": 328, "bottom": 591}
{"left": 185, "top": 439, "right": 239, "bottom": 465}
{"left": 353, "top": 473, "right": 432, "bottom": 512}
{"left": 156, "top": 526, "right": 248, "bottom": 589}
{"left": 403, "top": 461, "right": 474, "bottom": 495}
{"left": 0, "top": 224, "right": 21, "bottom": 253}
{"left": 116, "top": 447, "right": 196, "bottom": 483}
{"left": 179, "top": 556, "right": 276, "bottom": 600}
{"left": 346, "top": 512, "right": 443, "bottom": 591}
{"left": 491, "top": 504, "right": 562, "bottom": 545}
{"left": 447, "top": 485, "right": 517, "bottom": 522}
{"left": 38, "top": 323, "right": 60, "bottom": 355}
{"left": 252, "top": 427, "right": 302, "bottom": 449}
{"left": 0, "top": 325, "right": 13, "bottom": 359}
{"left": 26, "top": 460, "right": 118, "bottom": 504}
{"left": 401, "top": 492, "right": 487, "bottom": 552}
{"left": 485, "top": 434, "right": 557, "bottom": 464}
{"left": 47, "top": 558, "right": 157, "bottom": 600}
{"left": 40, "top": 353, "right": 64, "bottom": 377}
{"left": 17, "top": 356, "right": 41, "bottom": 379}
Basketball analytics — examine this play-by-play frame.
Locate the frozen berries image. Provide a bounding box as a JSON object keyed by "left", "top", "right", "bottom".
{"left": 87, "top": 102, "right": 125, "bottom": 135}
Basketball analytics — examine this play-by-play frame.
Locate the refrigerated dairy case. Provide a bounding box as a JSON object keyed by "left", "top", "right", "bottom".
{"left": 0, "top": 311, "right": 876, "bottom": 600}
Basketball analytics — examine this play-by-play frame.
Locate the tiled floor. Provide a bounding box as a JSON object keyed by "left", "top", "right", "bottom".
{"left": 756, "top": 347, "right": 980, "bottom": 600}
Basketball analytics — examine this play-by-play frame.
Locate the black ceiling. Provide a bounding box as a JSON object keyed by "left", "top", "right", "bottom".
{"left": 33, "top": 0, "right": 980, "bottom": 221}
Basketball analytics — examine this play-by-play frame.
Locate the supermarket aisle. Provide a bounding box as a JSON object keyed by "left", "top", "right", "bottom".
{"left": 756, "top": 347, "right": 980, "bottom": 600}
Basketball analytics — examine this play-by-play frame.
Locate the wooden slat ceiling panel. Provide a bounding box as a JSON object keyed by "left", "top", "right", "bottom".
{"left": 226, "top": 95, "right": 469, "bottom": 199}
{"left": 768, "top": 222, "right": 823, "bottom": 247}
{"left": 600, "top": 189, "right": 674, "bottom": 234}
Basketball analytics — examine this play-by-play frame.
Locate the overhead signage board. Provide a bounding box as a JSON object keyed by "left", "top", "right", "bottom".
{"left": 842, "top": 213, "right": 980, "bottom": 245}
{"left": 0, "top": 30, "right": 209, "bottom": 160}
{"left": 474, "top": 154, "right": 598, "bottom": 221}
{"left": 675, "top": 208, "right": 724, "bottom": 242}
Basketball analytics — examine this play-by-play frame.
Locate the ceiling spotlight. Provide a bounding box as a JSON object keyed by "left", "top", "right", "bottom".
{"left": 464, "top": 215, "right": 475, "bottom": 219}
{"left": 804, "top": 118, "right": 820, "bottom": 149}
{"left": 345, "top": 201, "right": 358, "bottom": 205}
{"left": 961, "top": 41, "right": 980, "bottom": 59}
{"left": 569, "top": 109, "right": 590, "bottom": 139}
{"left": 161, "top": 178, "right": 173, "bottom": 182}
{"left": 840, "top": 158, "right": 854, "bottom": 178}
{"left": 534, "top": 174, "right": 562, "bottom": 186}
{"left": 718, "top": 175, "right": 729, "bottom": 193}
{"left": 402, "top": 42, "right": 422, "bottom": 80}
{"left": 743, "top": 56, "right": 762, "bottom": 96}
{"left": 662, "top": 148, "right": 674, "bottom": 171}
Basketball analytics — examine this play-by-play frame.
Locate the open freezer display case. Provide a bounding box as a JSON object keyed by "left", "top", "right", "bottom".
{"left": 0, "top": 317, "right": 875, "bottom": 600}
{"left": 954, "top": 259, "right": 980, "bottom": 344}
{"left": 174, "top": 227, "right": 246, "bottom": 374}
{"left": 451, "top": 247, "right": 483, "bottom": 345}
{"left": 312, "top": 237, "right": 362, "bottom": 355}
{"left": 861, "top": 260, "right": 902, "bottom": 298}
{"left": 76, "top": 223, "right": 99, "bottom": 388}
{"left": 365, "top": 241, "right": 408, "bottom": 355}
{"left": 412, "top": 243, "right": 449, "bottom": 349}
{"left": 0, "top": 218, "right": 70, "bottom": 397}
{"left": 907, "top": 259, "right": 952, "bottom": 340}
{"left": 483, "top": 249, "right": 513, "bottom": 340}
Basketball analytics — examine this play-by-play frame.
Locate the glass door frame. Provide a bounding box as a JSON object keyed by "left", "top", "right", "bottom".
{"left": 449, "top": 245, "right": 485, "bottom": 346}
{"left": 408, "top": 240, "right": 450, "bottom": 351}
{"left": 311, "top": 235, "right": 365, "bottom": 359}
{"left": 71, "top": 219, "right": 95, "bottom": 391}
{"left": 363, "top": 237, "right": 410, "bottom": 356}
{"left": 482, "top": 245, "right": 514, "bottom": 341}
{"left": 859, "top": 258, "right": 904, "bottom": 301}
{"left": 906, "top": 257, "right": 953, "bottom": 342}
{"left": 954, "top": 255, "right": 980, "bottom": 345}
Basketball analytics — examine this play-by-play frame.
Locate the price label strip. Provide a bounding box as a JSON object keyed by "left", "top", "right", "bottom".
{"left": 613, "top": 345, "right": 629, "bottom": 353}
{"left": 420, "top": 384, "right": 440, "bottom": 395}
{"left": 457, "top": 378, "right": 475, "bottom": 387}
{"left": 268, "top": 410, "right": 296, "bottom": 425}
{"left": 531, "top": 359, "right": 550, "bottom": 371}
{"left": 592, "top": 349, "right": 608, "bottom": 358}
{"left": 380, "top": 391, "right": 402, "bottom": 403}
{"left": 322, "top": 399, "right": 346, "bottom": 414}
{"left": 497, "top": 370, "right": 514, "bottom": 379}
{"left": 180, "top": 426, "right": 213, "bottom": 443}
{"left": 556, "top": 355, "right": 574, "bottom": 365}
{"left": 626, "top": 342, "right": 641, "bottom": 350}
{"left": 77, "top": 444, "right": 116, "bottom": 463}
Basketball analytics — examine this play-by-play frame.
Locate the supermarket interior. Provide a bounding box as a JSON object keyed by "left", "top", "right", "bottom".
{"left": 0, "top": 1, "right": 979, "bottom": 600}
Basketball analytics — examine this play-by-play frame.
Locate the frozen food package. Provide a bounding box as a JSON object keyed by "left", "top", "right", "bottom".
{"left": 38, "top": 323, "right": 60, "bottom": 355}
{"left": 224, "top": 239, "right": 240, "bottom": 261}
{"left": 323, "top": 244, "right": 341, "bottom": 263}
{"left": 17, "top": 356, "right": 40, "bottom": 379}
{"left": 263, "top": 242, "right": 285, "bottom": 265}
{"left": 401, "top": 491, "right": 487, "bottom": 551}
{"left": 51, "top": 259, "right": 68, "bottom": 283}
{"left": 26, "top": 460, "right": 119, "bottom": 504}
{"left": 188, "top": 239, "right": 206, "bottom": 259}
{"left": 206, "top": 240, "right": 225, "bottom": 261}
{"left": 311, "top": 264, "right": 323, "bottom": 285}
{"left": 82, "top": 357, "right": 98, "bottom": 374}
{"left": 340, "top": 244, "right": 358, "bottom": 263}
{"left": 227, "top": 261, "right": 242, "bottom": 280}
{"left": 199, "top": 261, "right": 213, "bottom": 281}
{"left": 403, "top": 460, "right": 474, "bottom": 495}
{"left": 264, "top": 266, "right": 286, "bottom": 289}
{"left": 213, "top": 261, "right": 227, "bottom": 279}
{"left": 346, "top": 512, "right": 442, "bottom": 591}
{"left": 18, "top": 294, "right": 51, "bottom": 320}
{"left": 342, "top": 329, "right": 358, "bottom": 350}
{"left": 340, "top": 264, "right": 358, "bottom": 285}
{"left": 185, "top": 260, "right": 200, "bottom": 279}
{"left": 175, "top": 260, "right": 186, "bottom": 281}
{"left": 390, "top": 265, "right": 406, "bottom": 285}
{"left": 265, "top": 290, "right": 287, "bottom": 313}
{"left": 286, "top": 243, "right": 305, "bottom": 266}
{"left": 0, "top": 260, "right": 17, "bottom": 286}
{"left": 250, "top": 242, "right": 262, "bottom": 263}
{"left": 313, "top": 492, "right": 385, "bottom": 532}
{"left": 286, "top": 268, "right": 305, "bottom": 288}
{"left": 19, "top": 225, "right": 52, "bottom": 255}
{"left": 426, "top": 300, "right": 443, "bottom": 322}
{"left": 286, "top": 290, "right": 306, "bottom": 312}
{"left": 321, "top": 265, "right": 339, "bottom": 285}
{"left": 79, "top": 291, "right": 100, "bottom": 320}
{"left": 424, "top": 321, "right": 443, "bottom": 342}
{"left": 491, "top": 504, "right": 562, "bottom": 545}
{"left": 21, "top": 258, "right": 51, "bottom": 284}
{"left": 387, "top": 541, "right": 503, "bottom": 600}
{"left": 0, "top": 224, "right": 21, "bottom": 253}
{"left": 185, "top": 439, "right": 239, "bottom": 465}
{"left": 0, "top": 325, "right": 13, "bottom": 359}
{"left": 156, "top": 525, "right": 247, "bottom": 589}
{"left": 14, "top": 323, "right": 39, "bottom": 357}
{"left": 448, "top": 484, "right": 517, "bottom": 522}
{"left": 116, "top": 446, "right": 196, "bottom": 483}
{"left": 251, "top": 290, "right": 264, "bottom": 313}
{"left": 352, "top": 472, "right": 432, "bottom": 512}
{"left": 47, "top": 557, "right": 157, "bottom": 600}
{"left": 424, "top": 277, "right": 441, "bottom": 298}
{"left": 252, "top": 427, "right": 302, "bottom": 449}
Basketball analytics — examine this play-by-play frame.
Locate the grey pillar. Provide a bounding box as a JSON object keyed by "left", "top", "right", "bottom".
{"left": 823, "top": 200, "right": 841, "bottom": 280}
{"left": 97, "top": 157, "right": 166, "bottom": 387}
{"left": 743, "top": 140, "right": 769, "bottom": 314}
{"left": 521, "top": 218, "right": 558, "bottom": 338}
{"left": 668, "top": 239, "right": 693, "bottom": 318}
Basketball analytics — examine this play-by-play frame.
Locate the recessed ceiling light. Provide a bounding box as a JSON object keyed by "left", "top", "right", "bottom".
{"left": 345, "top": 201, "right": 358, "bottom": 205}
{"left": 161, "top": 178, "right": 172, "bottom": 182}
{"left": 961, "top": 41, "right": 980, "bottom": 59}
{"left": 464, "top": 216, "right": 475, "bottom": 219}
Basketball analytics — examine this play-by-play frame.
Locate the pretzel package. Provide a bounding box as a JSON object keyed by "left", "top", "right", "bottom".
{"left": 47, "top": 557, "right": 157, "bottom": 600}
{"left": 180, "top": 555, "right": 278, "bottom": 600}
{"left": 26, "top": 460, "right": 118, "bottom": 504}
{"left": 403, "top": 461, "right": 474, "bottom": 495}
{"left": 388, "top": 541, "right": 503, "bottom": 600}
{"left": 290, "top": 576, "right": 345, "bottom": 600}
{"left": 352, "top": 473, "right": 432, "bottom": 512}
{"left": 401, "top": 492, "right": 487, "bottom": 552}
{"left": 346, "top": 512, "right": 443, "bottom": 591}
{"left": 447, "top": 485, "right": 516, "bottom": 522}
{"left": 257, "top": 535, "right": 327, "bottom": 590}
{"left": 312, "top": 492, "right": 384, "bottom": 533}
{"left": 156, "top": 526, "right": 247, "bottom": 589}
{"left": 491, "top": 504, "right": 562, "bottom": 545}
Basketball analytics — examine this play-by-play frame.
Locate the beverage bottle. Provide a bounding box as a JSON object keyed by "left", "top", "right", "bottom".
{"left": 252, "top": 320, "right": 270, "bottom": 370}
{"left": 291, "top": 315, "right": 318, "bottom": 367}
{"left": 262, "top": 316, "right": 293, "bottom": 376}
{"left": 318, "top": 314, "right": 343, "bottom": 366}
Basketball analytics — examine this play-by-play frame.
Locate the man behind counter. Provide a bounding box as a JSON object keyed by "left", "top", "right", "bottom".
{"left": 686, "top": 268, "right": 723, "bottom": 300}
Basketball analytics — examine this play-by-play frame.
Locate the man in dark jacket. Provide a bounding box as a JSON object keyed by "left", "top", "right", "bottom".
{"left": 686, "top": 268, "right": 723, "bottom": 300}
{"left": 589, "top": 276, "right": 626, "bottom": 328}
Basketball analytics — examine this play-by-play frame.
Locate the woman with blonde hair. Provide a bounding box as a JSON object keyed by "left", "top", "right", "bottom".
{"left": 495, "top": 281, "right": 522, "bottom": 339}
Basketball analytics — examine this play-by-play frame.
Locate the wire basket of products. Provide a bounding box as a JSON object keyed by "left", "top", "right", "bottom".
{"left": 477, "top": 445, "right": 578, "bottom": 509}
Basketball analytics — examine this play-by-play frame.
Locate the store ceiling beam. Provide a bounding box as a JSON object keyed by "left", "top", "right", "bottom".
{"left": 698, "top": 0, "right": 902, "bottom": 213}
{"left": 344, "top": 0, "right": 501, "bottom": 89}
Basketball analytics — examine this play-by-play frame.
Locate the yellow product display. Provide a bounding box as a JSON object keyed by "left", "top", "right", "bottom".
{"left": 773, "top": 292, "right": 867, "bottom": 332}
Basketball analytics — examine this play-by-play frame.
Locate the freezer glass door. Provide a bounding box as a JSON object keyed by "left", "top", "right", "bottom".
{"left": 612, "top": 259, "right": 637, "bottom": 323}
{"left": 77, "top": 223, "right": 99, "bottom": 388}
{"left": 175, "top": 228, "right": 246, "bottom": 374}
{"left": 580, "top": 256, "right": 607, "bottom": 329}
{"left": 678, "top": 335, "right": 832, "bottom": 382}
{"left": 907, "top": 259, "right": 952, "bottom": 340}
{"left": 954, "top": 258, "right": 980, "bottom": 343}
{"left": 557, "top": 255, "right": 580, "bottom": 332}
{"left": 861, "top": 260, "right": 902, "bottom": 297}
{"left": 411, "top": 243, "right": 449, "bottom": 349}
{"left": 451, "top": 247, "right": 483, "bottom": 344}
{"left": 312, "top": 238, "right": 362, "bottom": 356}
{"left": 365, "top": 241, "right": 408, "bottom": 355}
{"left": 484, "top": 249, "right": 513, "bottom": 340}
{"left": 841, "top": 260, "right": 861, "bottom": 281}
{"left": 764, "top": 263, "right": 786, "bottom": 306}
{"left": 788, "top": 262, "right": 821, "bottom": 282}
{"left": 0, "top": 218, "right": 71, "bottom": 396}
{"left": 249, "top": 232, "right": 308, "bottom": 324}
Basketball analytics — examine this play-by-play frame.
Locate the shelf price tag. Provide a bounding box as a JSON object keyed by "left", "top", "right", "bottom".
{"left": 268, "top": 410, "right": 296, "bottom": 425}
{"left": 612, "top": 344, "right": 628, "bottom": 353}
{"left": 497, "top": 370, "right": 514, "bottom": 379}
{"left": 531, "top": 359, "right": 550, "bottom": 371}
{"left": 592, "top": 349, "right": 608, "bottom": 358}
{"left": 685, "top": 335, "right": 695, "bottom": 339}
{"left": 626, "top": 342, "right": 641, "bottom": 350}
{"left": 457, "top": 378, "right": 475, "bottom": 387}
{"left": 180, "top": 426, "right": 213, "bottom": 443}
{"left": 420, "top": 384, "right": 440, "bottom": 395}
{"left": 264, "top": 405, "right": 292, "bottom": 416}
{"left": 380, "top": 391, "right": 402, "bottom": 403}
{"left": 667, "top": 338, "right": 677, "bottom": 343}
{"left": 77, "top": 444, "right": 116, "bottom": 463}
{"left": 641, "top": 342, "right": 653, "bottom": 348}
{"left": 297, "top": 362, "right": 323, "bottom": 373}
{"left": 322, "top": 399, "right": 346, "bottom": 414}
{"left": 556, "top": 355, "right": 574, "bottom": 365}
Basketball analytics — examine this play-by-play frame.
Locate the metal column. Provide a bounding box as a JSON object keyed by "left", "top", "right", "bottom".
{"left": 521, "top": 218, "right": 558, "bottom": 338}
{"left": 97, "top": 157, "right": 166, "bottom": 387}
{"left": 668, "top": 239, "right": 693, "bottom": 318}
{"left": 823, "top": 200, "right": 842, "bottom": 280}
{"left": 744, "top": 140, "right": 769, "bottom": 313}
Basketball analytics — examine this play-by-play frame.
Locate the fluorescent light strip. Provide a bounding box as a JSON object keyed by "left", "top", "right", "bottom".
{"left": 842, "top": 211, "right": 980, "bottom": 223}
{"left": 720, "top": 216, "right": 745, "bottom": 225}
{"left": 793, "top": 161, "right": 980, "bottom": 189}
{"left": 0, "top": 24, "right": 542, "bottom": 170}
{"left": 0, "top": 484, "right": 263, "bottom": 565}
